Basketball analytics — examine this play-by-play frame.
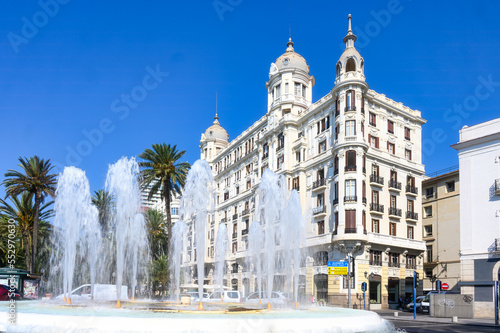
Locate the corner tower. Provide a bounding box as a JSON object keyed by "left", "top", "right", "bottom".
{"left": 200, "top": 113, "right": 229, "bottom": 162}
{"left": 266, "top": 38, "right": 315, "bottom": 118}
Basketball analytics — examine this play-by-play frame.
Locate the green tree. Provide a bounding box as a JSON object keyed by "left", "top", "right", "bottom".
{"left": 91, "top": 189, "right": 114, "bottom": 234}
{"left": 0, "top": 192, "right": 54, "bottom": 273}
{"left": 144, "top": 208, "right": 169, "bottom": 296}
{"left": 138, "top": 144, "right": 190, "bottom": 248}
{"left": 2, "top": 156, "right": 57, "bottom": 273}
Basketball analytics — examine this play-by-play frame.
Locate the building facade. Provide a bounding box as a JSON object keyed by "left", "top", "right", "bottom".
{"left": 421, "top": 168, "right": 461, "bottom": 292}
{"left": 188, "top": 15, "right": 426, "bottom": 309}
{"left": 451, "top": 118, "right": 500, "bottom": 318}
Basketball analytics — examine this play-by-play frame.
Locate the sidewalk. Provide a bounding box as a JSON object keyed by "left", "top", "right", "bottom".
{"left": 372, "top": 309, "right": 498, "bottom": 327}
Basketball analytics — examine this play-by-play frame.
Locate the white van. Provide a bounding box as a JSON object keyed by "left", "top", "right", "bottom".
{"left": 208, "top": 290, "right": 242, "bottom": 303}
{"left": 56, "top": 284, "right": 129, "bottom": 301}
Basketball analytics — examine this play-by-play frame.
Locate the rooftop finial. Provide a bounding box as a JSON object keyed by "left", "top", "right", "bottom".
{"left": 289, "top": 7, "right": 291, "bottom": 39}
{"left": 343, "top": 14, "right": 357, "bottom": 46}
{"left": 348, "top": 14, "right": 352, "bottom": 33}
{"left": 214, "top": 92, "right": 219, "bottom": 123}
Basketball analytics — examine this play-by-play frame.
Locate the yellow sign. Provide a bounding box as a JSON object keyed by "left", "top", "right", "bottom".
{"left": 327, "top": 267, "right": 348, "bottom": 275}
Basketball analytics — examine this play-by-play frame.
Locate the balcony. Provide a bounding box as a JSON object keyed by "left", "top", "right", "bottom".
{"left": 344, "top": 195, "right": 357, "bottom": 203}
{"left": 362, "top": 197, "right": 367, "bottom": 204}
{"left": 388, "top": 179, "right": 402, "bottom": 191}
{"left": 262, "top": 153, "right": 269, "bottom": 160}
{"left": 369, "top": 260, "right": 382, "bottom": 267}
{"left": 406, "top": 211, "right": 418, "bottom": 221}
{"left": 220, "top": 218, "right": 227, "bottom": 223}
{"left": 313, "top": 205, "right": 326, "bottom": 216}
{"left": 344, "top": 228, "right": 357, "bottom": 234}
{"left": 276, "top": 146, "right": 284, "bottom": 153}
{"left": 388, "top": 207, "right": 402, "bottom": 217}
{"left": 406, "top": 263, "right": 416, "bottom": 270}
{"left": 312, "top": 178, "right": 327, "bottom": 190}
{"left": 370, "top": 203, "right": 384, "bottom": 214}
{"left": 405, "top": 185, "right": 418, "bottom": 196}
{"left": 370, "top": 174, "right": 384, "bottom": 186}
{"left": 241, "top": 229, "right": 249, "bottom": 236}
{"left": 232, "top": 232, "right": 237, "bottom": 239}
{"left": 242, "top": 209, "right": 250, "bottom": 216}
{"left": 345, "top": 106, "right": 356, "bottom": 112}
{"left": 388, "top": 262, "right": 400, "bottom": 268}
{"left": 333, "top": 198, "right": 339, "bottom": 205}
{"left": 233, "top": 214, "right": 238, "bottom": 220}
{"left": 345, "top": 165, "right": 357, "bottom": 172}
{"left": 496, "top": 179, "right": 500, "bottom": 195}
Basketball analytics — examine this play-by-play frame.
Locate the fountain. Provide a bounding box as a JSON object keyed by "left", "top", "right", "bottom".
{"left": 1, "top": 158, "right": 397, "bottom": 333}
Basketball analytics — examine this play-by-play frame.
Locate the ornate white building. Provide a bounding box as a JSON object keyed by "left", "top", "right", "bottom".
{"left": 188, "top": 15, "right": 426, "bottom": 309}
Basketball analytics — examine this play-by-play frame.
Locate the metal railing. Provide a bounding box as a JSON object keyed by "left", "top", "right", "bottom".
{"left": 388, "top": 207, "right": 402, "bottom": 217}
{"left": 370, "top": 174, "right": 384, "bottom": 185}
{"left": 362, "top": 197, "right": 367, "bottom": 204}
{"left": 242, "top": 229, "right": 249, "bottom": 236}
{"left": 242, "top": 209, "right": 250, "bottom": 216}
{"left": 370, "top": 203, "right": 384, "bottom": 213}
{"left": 232, "top": 232, "right": 237, "bottom": 239}
{"left": 406, "top": 185, "right": 418, "bottom": 195}
{"left": 345, "top": 165, "right": 357, "bottom": 172}
{"left": 233, "top": 214, "right": 238, "bottom": 220}
{"left": 220, "top": 218, "right": 227, "bottom": 223}
{"left": 344, "top": 195, "right": 357, "bottom": 203}
{"left": 388, "top": 179, "right": 402, "bottom": 190}
{"left": 344, "top": 228, "right": 357, "bottom": 234}
{"left": 369, "top": 260, "right": 382, "bottom": 266}
{"left": 312, "top": 178, "right": 326, "bottom": 189}
{"left": 313, "top": 205, "right": 326, "bottom": 215}
{"left": 388, "top": 262, "right": 400, "bottom": 268}
{"left": 406, "top": 211, "right": 418, "bottom": 220}
{"left": 345, "top": 106, "right": 356, "bottom": 112}
{"left": 333, "top": 198, "right": 339, "bottom": 205}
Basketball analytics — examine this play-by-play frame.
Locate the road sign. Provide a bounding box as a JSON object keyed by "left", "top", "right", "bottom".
{"left": 327, "top": 267, "right": 348, "bottom": 275}
{"left": 327, "top": 261, "right": 348, "bottom": 267}
{"left": 441, "top": 282, "right": 449, "bottom": 290}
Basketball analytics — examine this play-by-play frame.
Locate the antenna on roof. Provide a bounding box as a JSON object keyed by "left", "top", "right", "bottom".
{"left": 215, "top": 92, "right": 218, "bottom": 120}
{"left": 288, "top": 7, "right": 291, "bottom": 39}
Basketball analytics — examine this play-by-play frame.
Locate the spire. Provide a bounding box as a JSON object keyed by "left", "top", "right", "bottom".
{"left": 286, "top": 37, "right": 294, "bottom": 52}
{"left": 214, "top": 92, "right": 220, "bottom": 124}
{"left": 343, "top": 14, "right": 357, "bottom": 48}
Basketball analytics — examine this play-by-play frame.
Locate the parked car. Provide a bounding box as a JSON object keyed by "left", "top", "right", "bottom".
{"left": 185, "top": 291, "right": 210, "bottom": 302}
{"left": 406, "top": 296, "right": 429, "bottom": 312}
{"left": 55, "top": 284, "right": 129, "bottom": 301}
{"left": 245, "top": 291, "right": 288, "bottom": 305}
{"left": 0, "top": 285, "right": 22, "bottom": 301}
{"left": 208, "top": 290, "right": 242, "bottom": 303}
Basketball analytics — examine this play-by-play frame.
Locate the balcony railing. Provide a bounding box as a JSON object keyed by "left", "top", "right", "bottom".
{"left": 388, "top": 262, "right": 400, "bottom": 268}
{"left": 242, "top": 208, "right": 250, "bottom": 216}
{"left": 241, "top": 229, "right": 249, "bottom": 236}
{"left": 406, "top": 185, "right": 418, "bottom": 195}
{"left": 262, "top": 153, "right": 269, "bottom": 160}
{"left": 344, "top": 195, "right": 357, "bottom": 203}
{"left": 276, "top": 146, "right": 284, "bottom": 153}
{"left": 388, "top": 179, "right": 402, "bottom": 190}
{"left": 344, "top": 228, "right": 357, "bottom": 234}
{"left": 220, "top": 218, "right": 227, "bottom": 223}
{"left": 312, "top": 178, "right": 326, "bottom": 189}
{"left": 370, "top": 203, "right": 384, "bottom": 213}
{"left": 313, "top": 205, "right": 326, "bottom": 215}
{"left": 362, "top": 197, "right": 367, "bottom": 204}
{"left": 370, "top": 174, "right": 384, "bottom": 186}
{"left": 369, "top": 260, "right": 382, "bottom": 266}
{"left": 388, "top": 207, "right": 402, "bottom": 217}
{"left": 406, "top": 211, "right": 418, "bottom": 220}
{"left": 345, "top": 165, "right": 357, "bottom": 172}
{"left": 333, "top": 198, "right": 339, "bottom": 205}
{"left": 345, "top": 106, "right": 356, "bottom": 112}
{"left": 496, "top": 179, "right": 500, "bottom": 195}
{"left": 406, "top": 263, "right": 416, "bottom": 270}
{"left": 233, "top": 214, "right": 238, "bottom": 220}
{"left": 232, "top": 232, "right": 237, "bottom": 239}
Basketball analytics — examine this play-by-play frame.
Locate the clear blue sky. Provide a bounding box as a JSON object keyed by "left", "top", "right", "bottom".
{"left": 1, "top": 0, "right": 499, "bottom": 193}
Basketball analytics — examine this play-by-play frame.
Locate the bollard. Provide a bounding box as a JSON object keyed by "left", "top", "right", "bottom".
{"left": 452, "top": 316, "right": 458, "bottom": 323}
{"left": 116, "top": 300, "right": 121, "bottom": 308}
{"left": 267, "top": 302, "right": 271, "bottom": 310}
{"left": 295, "top": 301, "right": 298, "bottom": 308}
{"left": 67, "top": 298, "right": 71, "bottom": 305}
{"left": 198, "top": 302, "right": 204, "bottom": 311}
{"left": 259, "top": 299, "right": 262, "bottom": 305}
{"left": 394, "top": 312, "right": 399, "bottom": 317}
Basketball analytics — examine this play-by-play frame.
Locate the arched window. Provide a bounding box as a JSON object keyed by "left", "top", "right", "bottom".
{"left": 314, "top": 251, "right": 328, "bottom": 266}
{"left": 336, "top": 62, "right": 341, "bottom": 77}
{"left": 346, "top": 58, "right": 356, "bottom": 72}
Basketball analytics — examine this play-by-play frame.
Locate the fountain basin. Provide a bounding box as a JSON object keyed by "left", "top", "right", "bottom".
{"left": 1, "top": 301, "right": 395, "bottom": 333}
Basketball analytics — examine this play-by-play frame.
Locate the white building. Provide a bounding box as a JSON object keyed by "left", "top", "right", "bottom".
{"left": 451, "top": 117, "right": 500, "bottom": 317}
{"left": 190, "top": 15, "right": 426, "bottom": 309}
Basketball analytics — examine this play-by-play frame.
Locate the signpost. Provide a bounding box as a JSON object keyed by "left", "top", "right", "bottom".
{"left": 327, "top": 260, "right": 351, "bottom": 307}
{"left": 441, "top": 282, "right": 449, "bottom": 291}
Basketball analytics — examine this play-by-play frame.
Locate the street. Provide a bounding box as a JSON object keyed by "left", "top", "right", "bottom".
{"left": 388, "top": 319, "right": 499, "bottom": 332}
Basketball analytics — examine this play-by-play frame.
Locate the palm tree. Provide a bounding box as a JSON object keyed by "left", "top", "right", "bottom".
{"left": 145, "top": 208, "right": 168, "bottom": 260}
{"left": 138, "top": 144, "right": 190, "bottom": 248}
{"left": 0, "top": 192, "right": 54, "bottom": 273}
{"left": 91, "top": 189, "right": 114, "bottom": 234}
{"left": 2, "top": 156, "right": 57, "bottom": 273}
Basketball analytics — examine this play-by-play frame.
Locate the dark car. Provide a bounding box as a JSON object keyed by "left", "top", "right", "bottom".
{"left": 0, "top": 284, "right": 22, "bottom": 300}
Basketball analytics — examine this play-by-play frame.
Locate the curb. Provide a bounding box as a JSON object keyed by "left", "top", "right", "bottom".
{"left": 380, "top": 315, "right": 498, "bottom": 328}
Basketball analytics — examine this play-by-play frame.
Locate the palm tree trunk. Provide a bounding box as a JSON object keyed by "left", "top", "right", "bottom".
{"left": 31, "top": 191, "right": 41, "bottom": 274}
{"left": 163, "top": 179, "right": 172, "bottom": 253}
{"left": 22, "top": 231, "right": 32, "bottom": 273}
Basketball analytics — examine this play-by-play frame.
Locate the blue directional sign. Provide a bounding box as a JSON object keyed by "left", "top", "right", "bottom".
{"left": 327, "top": 261, "right": 348, "bottom": 267}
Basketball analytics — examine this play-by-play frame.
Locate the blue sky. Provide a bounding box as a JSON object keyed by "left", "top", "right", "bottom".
{"left": 1, "top": 0, "right": 499, "bottom": 193}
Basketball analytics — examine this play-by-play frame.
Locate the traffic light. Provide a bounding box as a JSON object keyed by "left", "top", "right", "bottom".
{"left": 361, "top": 282, "right": 367, "bottom": 292}
{"left": 350, "top": 257, "right": 355, "bottom": 278}
{"left": 436, "top": 279, "right": 442, "bottom": 291}
{"left": 415, "top": 272, "right": 420, "bottom": 287}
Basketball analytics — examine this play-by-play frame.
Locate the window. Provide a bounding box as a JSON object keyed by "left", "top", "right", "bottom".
{"left": 318, "top": 140, "right": 327, "bottom": 154}
{"left": 426, "top": 245, "right": 433, "bottom": 262}
{"left": 318, "top": 220, "right": 325, "bottom": 235}
{"left": 389, "top": 222, "right": 397, "bottom": 236}
{"left": 407, "top": 199, "right": 414, "bottom": 213}
{"left": 314, "top": 251, "right": 328, "bottom": 266}
{"left": 246, "top": 180, "right": 251, "bottom": 190}
{"left": 276, "top": 155, "right": 284, "bottom": 169}
{"left": 372, "top": 164, "right": 379, "bottom": 176}
{"left": 346, "top": 90, "right": 355, "bottom": 111}
{"left": 277, "top": 133, "right": 284, "bottom": 150}
{"left": 425, "top": 269, "right": 433, "bottom": 278}
{"left": 317, "top": 116, "right": 330, "bottom": 134}
{"left": 446, "top": 181, "right": 455, "bottom": 192}
{"left": 262, "top": 143, "right": 269, "bottom": 159}
{"left": 424, "top": 225, "right": 433, "bottom": 237}
{"left": 345, "top": 210, "right": 356, "bottom": 231}
{"left": 346, "top": 150, "right": 356, "bottom": 171}
{"left": 343, "top": 276, "right": 355, "bottom": 289}
{"left": 390, "top": 170, "right": 397, "bottom": 182}
{"left": 317, "top": 193, "right": 325, "bottom": 207}
{"left": 171, "top": 207, "right": 179, "bottom": 216}
{"left": 369, "top": 112, "right": 377, "bottom": 126}
{"left": 346, "top": 58, "right": 356, "bottom": 72}
{"left": 407, "top": 255, "right": 416, "bottom": 269}
{"left": 370, "top": 250, "right": 382, "bottom": 266}
{"left": 387, "top": 120, "right": 394, "bottom": 134}
{"left": 295, "top": 151, "right": 301, "bottom": 164}
{"left": 285, "top": 82, "right": 289, "bottom": 94}
{"left": 372, "top": 190, "right": 379, "bottom": 204}
{"left": 224, "top": 192, "right": 229, "bottom": 201}
{"left": 425, "top": 187, "right": 434, "bottom": 198}
{"left": 292, "top": 176, "right": 299, "bottom": 191}
{"left": 390, "top": 195, "right": 397, "bottom": 208}
{"left": 389, "top": 253, "right": 399, "bottom": 267}
{"left": 275, "top": 84, "right": 281, "bottom": 98}
{"left": 405, "top": 149, "right": 412, "bottom": 161}
{"left": 372, "top": 219, "right": 380, "bottom": 233}
{"left": 235, "top": 186, "right": 240, "bottom": 195}
{"left": 387, "top": 142, "right": 395, "bottom": 154}
{"left": 335, "top": 124, "right": 340, "bottom": 140}
{"left": 369, "top": 135, "right": 379, "bottom": 148}
{"left": 294, "top": 82, "right": 301, "bottom": 95}
{"left": 334, "top": 182, "right": 339, "bottom": 202}
{"left": 404, "top": 127, "right": 411, "bottom": 140}
{"left": 345, "top": 120, "right": 356, "bottom": 136}
{"left": 407, "top": 226, "right": 414, "bottom": 239}
{"left": 345, "top": 179, "right": 356, "bottom": 198}
{"left": 232, "top": 242, "right": 237, "bottom": 253}
{"left": 424, "top": 206, "right": 432, "bottom": 217}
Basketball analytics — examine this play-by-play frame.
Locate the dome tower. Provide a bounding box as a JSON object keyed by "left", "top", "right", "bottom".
{"left": 200, "top": 113, "right": 229, "bottom": 162}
